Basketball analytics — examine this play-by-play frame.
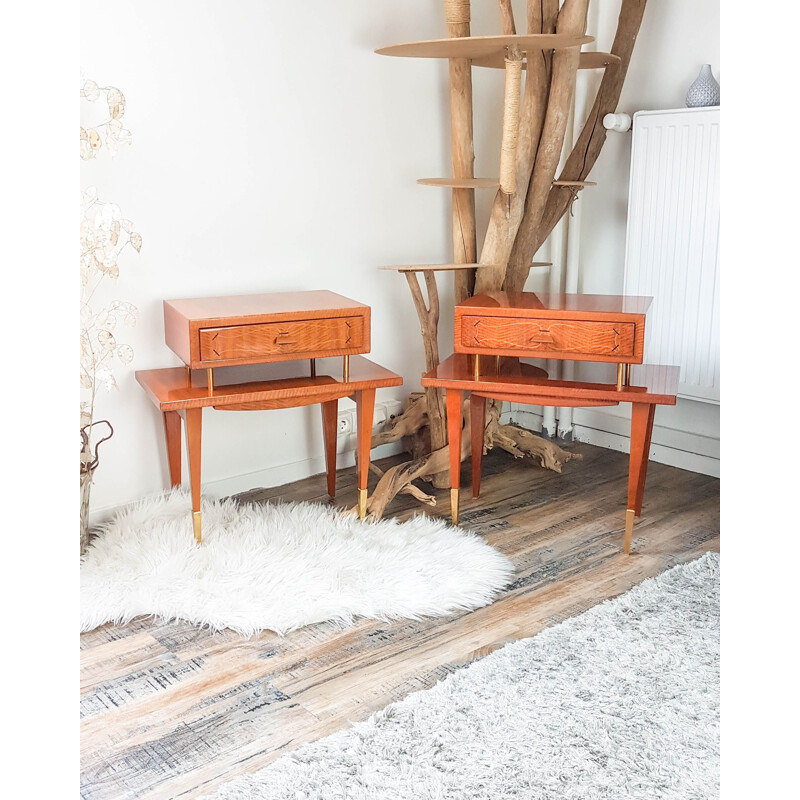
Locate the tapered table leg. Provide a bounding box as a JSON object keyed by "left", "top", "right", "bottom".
{"left": 183, "top": 407, "right": 203, "bottom": 544}
{"left": 163, "top": 410, "right": 182, "bottom": 488}
{"left": 624, "top": 402, "right": 657, "bottom": 554}
{"left": 446, "top": 389, "right": 463, "bottom": 525}
{"left": 470, "top": 393, "right": 486, "bottom": 499}
{"left": 320, "top": 399, "right": 338, "bottom": 498}
{"left": 354, "top": 389, "right": 375, "bottom": 519}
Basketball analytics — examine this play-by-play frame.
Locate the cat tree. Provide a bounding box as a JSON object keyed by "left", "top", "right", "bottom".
{"left": 367, "top": 0, "right": 648, "bottom": 518}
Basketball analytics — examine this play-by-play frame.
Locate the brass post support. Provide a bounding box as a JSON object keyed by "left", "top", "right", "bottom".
{"left": 207, "top": 368, "right": 214, "bottom": 397}
{"left": 185, "top": 366, "right": 191, "bottom": 383}
{"left": 357, "top": 488, "right": 368, "bottom": 520}
{"left": 450, "top": 488, "right": 460, "bottom": 526}
{"left": 192, "top": 511, "right": 202, "bottom": 544}
{"left": 616, "top": 363, "right": 623, "bottom": 391}
{"left": 310, "top": 359, "right": 316, "bottom": 378}
{"left": 624, "top": 363, "right": 631, "bottom": 386}
{"left": 343, "top": 354, "right": 350, "bottom": 383}
{"left": 473, "top": 355, "right": 480, "bottom": 382}
{"left": 622, "top": 509, "right": 635, "bottom": 554}
{"left": 495, "top": 355, "right": 501, "bottom": 375}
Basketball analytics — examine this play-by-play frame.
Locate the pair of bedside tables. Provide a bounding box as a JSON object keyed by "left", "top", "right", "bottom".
{"left": 137, "top": 289, "right": 677, "bottom": 553}
{"left": 135, "top": 291, "right": 402, "bottom": 542}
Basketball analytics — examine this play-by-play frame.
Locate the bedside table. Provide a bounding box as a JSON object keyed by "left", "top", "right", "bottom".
{"left": 136, "top": 291, "right": 402, "bottom": 542}
{"left": 423, "top": 291, "right": 678, "bottom": 553}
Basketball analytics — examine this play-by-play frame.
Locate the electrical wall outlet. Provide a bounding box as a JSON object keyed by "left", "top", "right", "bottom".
{"left": 337, "top": 410, "right": 354, "bottom": 435}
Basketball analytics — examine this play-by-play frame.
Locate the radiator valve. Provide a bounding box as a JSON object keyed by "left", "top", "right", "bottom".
{"left": 603, "top": 112, "right": 632, "bottom": 132}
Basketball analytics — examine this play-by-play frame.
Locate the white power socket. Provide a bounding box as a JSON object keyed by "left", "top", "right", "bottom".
{"left": 337, "top": 410, "right": 354, "bottom": 435}
{"left": 336, "top": 400, "right": 400, "bottom": 439}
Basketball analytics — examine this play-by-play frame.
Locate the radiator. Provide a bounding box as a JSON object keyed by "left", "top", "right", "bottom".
{"left": 622, "top": 107, "right": 720, "bottom": 404}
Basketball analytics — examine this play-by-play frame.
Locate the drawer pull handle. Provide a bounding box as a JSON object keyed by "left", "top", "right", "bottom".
{"left": 529, "top": 332, "right": 554, "bottom": 344}
{"left": 275, "top": 332, "right": 298, "bottom": 346}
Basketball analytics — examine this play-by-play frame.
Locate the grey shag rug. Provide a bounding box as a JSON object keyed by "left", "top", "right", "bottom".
{"left": 205, "top": 553, "right": 719, "bottom": 799}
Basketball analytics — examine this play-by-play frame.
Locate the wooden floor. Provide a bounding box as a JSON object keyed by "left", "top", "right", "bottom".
{"left": 80, "top": 442, "right": 719, "bottom": 800}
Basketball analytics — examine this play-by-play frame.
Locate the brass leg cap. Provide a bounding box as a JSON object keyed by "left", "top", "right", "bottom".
{"left": 622, "top": 508, "right": 635, "bottom": 554}
{"left": 357, "top": 488, "right": 368, "bottom": 520}
{"left": 450, "top": 488, "right": 460, "bottom": 526}
{"left": 192, "top": 511, "right": 202, "bottom": 544}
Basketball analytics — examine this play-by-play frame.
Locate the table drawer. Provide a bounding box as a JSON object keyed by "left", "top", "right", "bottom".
{"left": 199, "top": 316, "right": 364, "bottom": 362}
{"left": 460, "top": 316, "right": 636, "bottom": 358}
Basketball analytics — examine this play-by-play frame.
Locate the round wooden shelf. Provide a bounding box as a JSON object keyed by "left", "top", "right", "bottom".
{"left": 379, "top": 263, "right": 499, "bottom": 273}
{"left": 375, "top": 34, "right": 593, "bottom": 61}
{"left": 417, "top": 177, "right": 500, "bottom": 189}
{"left": 474, "top": 50, "right": 620, "bottom": 71}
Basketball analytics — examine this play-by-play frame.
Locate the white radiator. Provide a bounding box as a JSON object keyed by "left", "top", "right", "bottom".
{"left": 622, "top": 107, "right": 720, "bottom": 404}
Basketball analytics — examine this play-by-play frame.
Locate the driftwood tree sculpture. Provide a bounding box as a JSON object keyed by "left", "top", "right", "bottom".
{"left": 369, "top": 0, "right": 648, "bottom": 519}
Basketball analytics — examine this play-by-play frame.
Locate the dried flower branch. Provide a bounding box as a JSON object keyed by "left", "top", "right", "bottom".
{"left": 80, "top": 79, "right": 141, "bottom": 461}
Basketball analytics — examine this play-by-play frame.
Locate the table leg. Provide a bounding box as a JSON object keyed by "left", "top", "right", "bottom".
{"left": 320, "top": 398, "right": 338, "bottom": 499}
{"left": 624, "top": 402, "right": 656, "bottom": 554}
{"left": 163, "top": 410, "right": 182, "bottom": 488}
{"left": 446, "top": 389, "right": 463, "bottom": 525}
{"left": 470, "top": 393, "right": 486, "bottom": 499}
{"left": 354, "top": 389, "right": 375, "bottom": 519}
{"left": 183, "top": 407, "right": 203, "bottom": 544}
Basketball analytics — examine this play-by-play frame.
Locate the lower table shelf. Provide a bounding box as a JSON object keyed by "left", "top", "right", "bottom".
{"left": 421, "top": 355, "right": 679, "bottom": 553}
{"left": 136, "top": 356, "right": 403, "bottom": 542}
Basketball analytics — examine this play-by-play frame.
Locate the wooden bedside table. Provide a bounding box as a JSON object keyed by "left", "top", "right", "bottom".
{"left": 423, "top": 291, "right": 678, "bottom": 553}
{"left": 136, "top": 291, "right": 402, "bottom": 542}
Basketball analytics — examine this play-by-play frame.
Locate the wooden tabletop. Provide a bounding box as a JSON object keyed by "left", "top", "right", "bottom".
{"left": 163, "top": 290, "right": 368, "bottom": 325}
{"left": 137, "top": 356, "right": 402, "bottom": 411}
{"left": 421, "top": 355, "right": 678, "bottom": 406}
{"left": 456, "top": 291, "right": 653, "bottom": 318}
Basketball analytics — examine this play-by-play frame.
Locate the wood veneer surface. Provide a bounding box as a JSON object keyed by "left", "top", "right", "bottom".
{"left": 456, "top": 291, "right": 652, "bottom": 317}
{"left": 136, "top": 356, "right": 401, "bottom": 411}
{"left": 81, "top": 445, "right": 719, "bottom": 800}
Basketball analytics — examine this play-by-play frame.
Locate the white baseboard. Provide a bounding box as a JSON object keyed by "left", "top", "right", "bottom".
{"left": 89, "top": 439, "right": 405, "bottom": 526}
{"left": 502, "top": 405, "right": 720, "bottom": 478}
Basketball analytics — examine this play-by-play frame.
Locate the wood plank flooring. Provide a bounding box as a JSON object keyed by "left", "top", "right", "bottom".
{"left": 80, "top": 442, "right": 719, "bottom": 800}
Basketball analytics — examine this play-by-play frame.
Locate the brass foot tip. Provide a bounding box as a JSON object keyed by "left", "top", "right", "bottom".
{"left": 357, "top": 488, "right": 368, "bottom": 520}
{"left": 450, "top": 488, "right": 460, "bottom": 526}
{"left": 192, "top": 511, "right": 202, "bottom": 544}
{"left": 622, "top": 508, "right": 635, "bottom": 554}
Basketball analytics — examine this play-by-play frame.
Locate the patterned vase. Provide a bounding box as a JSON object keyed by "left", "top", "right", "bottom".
{"left": 686, "top": 64, "right": 720, "bottom": 108}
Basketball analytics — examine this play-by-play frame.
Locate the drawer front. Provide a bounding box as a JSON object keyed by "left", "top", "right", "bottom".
{"left": 199, "top": 316, "right": 364, "bottom": 362}
{"left": 461, "top": 316, "right": 636, "bottom": 358}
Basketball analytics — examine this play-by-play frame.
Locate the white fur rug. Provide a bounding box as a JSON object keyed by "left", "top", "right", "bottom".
{"left": 80, "top": 491, "right": 513, "bottom": 635}
{"left": 204, "top": 553, "right": 720, "bottom": 800}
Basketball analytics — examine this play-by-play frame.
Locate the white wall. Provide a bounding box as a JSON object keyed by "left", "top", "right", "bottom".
{"left": 81, "top": 0, "right": 720, "bottom": 518}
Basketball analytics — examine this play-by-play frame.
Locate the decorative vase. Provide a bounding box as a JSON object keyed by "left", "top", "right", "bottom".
{"left": 685, "top": 64, "right": 720, "bottom": 108}
{"left": 80, "top": 420, "right": 113, "bottom": 557}
{"left": 80, "top": 468, "right": 94, "bottom": 556}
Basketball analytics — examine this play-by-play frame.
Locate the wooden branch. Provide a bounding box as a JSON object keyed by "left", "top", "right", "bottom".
{"left": 443, "top": 0, "right": 477, "bottom": 303}
{"left": 370, "top": 392, "right": 428, "bottom": 448}
{"left": 366, "top": 396, "right": 472, "bottom": 519}
{"left": 368, "top": 463, "right": 436, "bottom": 505}
{"left": 504, "top": 0, "right": 589, "bottom": 292}
{"left": 509, "top": 0, "right": 648, "bottom": 274}
{"left": 365, "top": 394, "right": 580, "bottom": 519}
{"left": 403, "top": 271, "right": 448, "bottom": 483}
{"left": 404, "top": 271, "right": 440, "bottom": 372}
{"left": 472, "top": 3, "right": 555, "bottom": 294}
{"left": 483, "top": 400, "right": 581, "bottom": 472}
{"left": 498, "top": 0, "right": 516, "bottom": 35}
